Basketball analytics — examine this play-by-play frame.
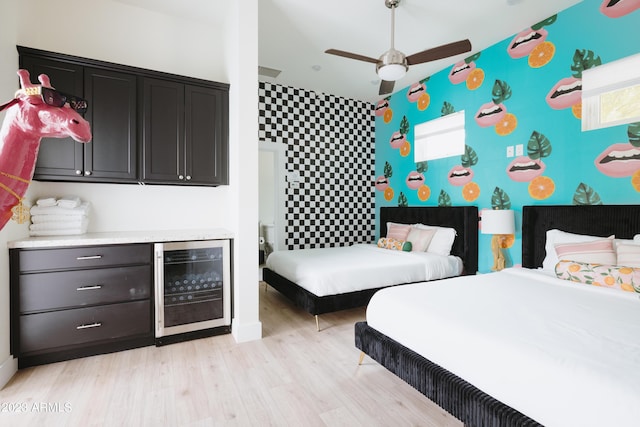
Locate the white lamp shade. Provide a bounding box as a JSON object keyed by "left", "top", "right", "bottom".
{"left": 378, "top": 63, "right": 407, "bottom": 81}
{"left": 481, "top": 209, "right": 515, "bottom": 235}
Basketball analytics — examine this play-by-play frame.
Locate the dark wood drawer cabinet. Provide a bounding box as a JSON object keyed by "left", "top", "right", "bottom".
{"left": 18, "top": 244, "right": 150, "bottom": 272}
{"left": 19, "top": 265, "right": 150, "bottom": 313}
{"left": 19, "top": 300, "right": 150, "bottom": 353}
{"left": 10, "top": 244, "right": 154, "bottom": 368}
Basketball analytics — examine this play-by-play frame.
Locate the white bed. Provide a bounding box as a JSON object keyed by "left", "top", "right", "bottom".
{"left": 356, "top": 204, "right": 640, "bottom": 427}
{"left": 262, "top": 206, "right": 478, "bottom": 324}
{"left": 366, "top": 268, "right": 640, "bottom": 427}
{"left": 266, "top": 243, "right": 462, "bottom": 297}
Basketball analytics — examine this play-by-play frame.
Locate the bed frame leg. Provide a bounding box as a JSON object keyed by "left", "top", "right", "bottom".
{"left": 315, "top": 315, "right": 320, "bottom": 332}
{"left": 358, "top": 351, "right": 365, "bottom": 365}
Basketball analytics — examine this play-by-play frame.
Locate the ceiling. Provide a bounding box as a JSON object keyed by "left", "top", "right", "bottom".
{"left": 113, "top": 0, "right": 583, "bottom": 102}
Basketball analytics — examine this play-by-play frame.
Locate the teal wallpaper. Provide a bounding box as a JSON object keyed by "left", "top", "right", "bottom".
{"left": 374, "top": 0, "right": 640, "bottom": 272}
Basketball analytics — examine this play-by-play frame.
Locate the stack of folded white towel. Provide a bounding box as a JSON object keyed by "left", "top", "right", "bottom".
{"left": 29, "top": 196, "right": 91, "bottom": 236}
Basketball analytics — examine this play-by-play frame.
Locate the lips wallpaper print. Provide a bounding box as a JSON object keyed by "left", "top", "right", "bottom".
{"left": 374, "top": 0, "right": 640, "bottom": 271}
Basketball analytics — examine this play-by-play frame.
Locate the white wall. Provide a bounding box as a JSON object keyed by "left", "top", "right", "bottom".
{"left": 226, "top": 0, "right": 261, "bottom": 343}
{"left": 0, "top": 0, "right": 260, "bottom": 387}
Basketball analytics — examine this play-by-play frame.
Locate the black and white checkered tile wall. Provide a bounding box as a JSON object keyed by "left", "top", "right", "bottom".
{"left": 259, "top": 82, "right": 376, "bottom": 250}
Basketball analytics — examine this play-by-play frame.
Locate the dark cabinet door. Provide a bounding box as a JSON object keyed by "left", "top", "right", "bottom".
{"left": 20, "top": 56, "right": 85, "bottom": 179}
{"left": 20, "top": 55, "right": 138, "bottom": 183}
{"left": 142, "top": 80, "right": 228, "bottom": 185}
{"left": 185, "top": 85, "right": 228, "bottom": 185}
{"left": 141, "top": 78, "right": 185, "bottom": 183}
{"left": 83, "top": 68, "right": 138, "bottom": 182}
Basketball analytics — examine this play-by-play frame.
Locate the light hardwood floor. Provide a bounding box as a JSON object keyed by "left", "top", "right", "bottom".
{"left": 0, "top": 283, "right": 462, "bottom": 426}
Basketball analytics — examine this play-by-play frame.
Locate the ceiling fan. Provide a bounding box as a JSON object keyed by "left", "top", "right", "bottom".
{"left": 325, "top": 0, "right": 472, "bottom": 95}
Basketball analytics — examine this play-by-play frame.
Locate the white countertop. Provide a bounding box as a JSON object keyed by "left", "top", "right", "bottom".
{"left": 7, "top": 228, "right": 234, "bottom": 249}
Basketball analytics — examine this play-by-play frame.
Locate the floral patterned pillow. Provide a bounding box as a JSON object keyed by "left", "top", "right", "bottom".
{"left": 377, "top": 237, "right": 412, "bottom": 252}
{"left": 555, "top": 260, "right": 640, "bottom": 293}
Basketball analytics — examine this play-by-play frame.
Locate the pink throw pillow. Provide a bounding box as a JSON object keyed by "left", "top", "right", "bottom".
{"left": 554, "top": 238, "right": 616, "bottom": 265}
{"left": 386, "top": 223, "right": 411, "bottom": 241}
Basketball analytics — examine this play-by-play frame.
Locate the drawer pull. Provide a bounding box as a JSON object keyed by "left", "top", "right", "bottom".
{"left": 76, "top": 322, "right": 102, "bottom": 330}
{"left": 76, "top": 255, "right": 103, "bottom": 260}
{"left": 76, "top": 285, "right": 103, "bottom": 291}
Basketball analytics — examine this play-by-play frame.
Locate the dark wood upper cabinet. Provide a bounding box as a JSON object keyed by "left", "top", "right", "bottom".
{"left": 17, "top": 46, "right": 229, "bottom": 186}
{"left": 142, "top": 79, "right": 229, "bottom": 185}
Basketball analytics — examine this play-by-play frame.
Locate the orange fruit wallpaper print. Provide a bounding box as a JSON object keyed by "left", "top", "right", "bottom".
{"left": 528, "top": 41, "right": 556, "bottom": 68}
{"left": 462, "top": 182, "right": 480, "bottom": 202}
{"left": 494, "top": 113, "right": 518, "bottom": 136}
{"left": 528, "top": 176, "right": 555, "bottom": 200}
{"left": 466, "top": 68, "right": 485, "bottom": 90}
{"left": 417, "top": 184, "right": 431, "bottom": 202}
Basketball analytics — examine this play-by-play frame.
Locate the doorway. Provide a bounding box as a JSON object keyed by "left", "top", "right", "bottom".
{"left": 258, "top": 141, "right": 286, "bottom": 263}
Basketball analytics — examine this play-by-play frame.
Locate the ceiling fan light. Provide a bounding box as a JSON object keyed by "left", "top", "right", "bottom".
{"left": 378, "top": 63, "right": 407, "bottom": 81}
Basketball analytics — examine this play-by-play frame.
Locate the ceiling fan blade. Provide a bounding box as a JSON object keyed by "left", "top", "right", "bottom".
{"left": 405, "top": 39, "right": 472, "bottom": 65}
{"left": 325, "top": 49, "right": 379, "bottom": 64}
{"left": 379, "top": 80, "right": 395, "bottom": 95}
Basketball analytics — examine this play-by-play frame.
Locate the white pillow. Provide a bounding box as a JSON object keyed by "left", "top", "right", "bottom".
{"left": 406, "top": 227, "right": 436, "bottom": 252}
{"left": 542, "top": 229, "right": 613, "bottom": 272}
{"left": 614, "top": 236, "right": 640, "bottom": 250}
{"left": 413, "top": 224, "right": 457, "bottom": 256}
{"left": 616, "top": 244, "right": 640, "bottom": 268}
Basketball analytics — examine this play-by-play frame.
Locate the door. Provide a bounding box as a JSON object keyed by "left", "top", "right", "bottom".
{"left": 141, "top": 78, "right": 184, "bottom": 183}
{"left": 258, "top": 142, "right": 286, "bottom": 255}
{"left": 83, "top": 67, "right": 138, "bottom": 181}
{"left": 185, "top": 85, "right": 227, "bottom": 185}
{"left": 21, "top": 56, "right": 85, "bottom": 179}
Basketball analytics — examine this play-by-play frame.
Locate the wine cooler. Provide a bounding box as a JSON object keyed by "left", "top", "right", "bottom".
{"left": 154, "top": 240, "right": 231, "bottom": 342}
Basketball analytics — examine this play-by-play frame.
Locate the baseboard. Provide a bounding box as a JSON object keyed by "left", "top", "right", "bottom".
{"left": 232, "top": 319, "right": 262, "bottom": 343}
{"left": 0, "top": 355, "right": 18, "bottom": 390}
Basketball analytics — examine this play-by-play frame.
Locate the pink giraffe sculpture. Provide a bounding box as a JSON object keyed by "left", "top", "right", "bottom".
{"left": 0, "top": 69, "right": 92, "bottom": 231}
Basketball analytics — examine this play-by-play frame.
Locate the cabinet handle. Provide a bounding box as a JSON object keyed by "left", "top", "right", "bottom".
{"left": 178, "top": 175, "right": 184, "bottom": 180}
{"left": 76, "top": 285, "right": 102, "bottom": 291}
{"left": 84, "top": 170, "right": 92, "bottom": 176}
{"left": 76, "top": 255, "right": 102, "bottom": 260}
{"left": 76, "top": 322, "right": 102, "bottom": 330}
{"left": 75, "top": 170, "right": 82, "bottom": 175}
{"left": 186, "top": 175, "right": 191, "bottom": 180}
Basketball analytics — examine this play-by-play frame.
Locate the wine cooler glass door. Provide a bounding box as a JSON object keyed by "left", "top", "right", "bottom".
{"left": 155, "top": 240, "right": 230, "bottom": 337}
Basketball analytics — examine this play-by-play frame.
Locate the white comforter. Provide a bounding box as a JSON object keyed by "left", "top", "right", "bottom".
{"left": 265, "top": 244, "right": 463, "bottom": 297}
{"left": 366, "top": 268, "right": 640, "bottom": 427}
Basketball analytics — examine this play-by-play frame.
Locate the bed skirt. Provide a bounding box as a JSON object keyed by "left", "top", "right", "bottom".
{"left": 354, "top": 321, "right": 542, "bottom": 427}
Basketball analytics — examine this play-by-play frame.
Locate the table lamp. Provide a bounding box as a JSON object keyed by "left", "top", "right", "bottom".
{"left": 481, "top": 209, "right": 515, "bottom": 271}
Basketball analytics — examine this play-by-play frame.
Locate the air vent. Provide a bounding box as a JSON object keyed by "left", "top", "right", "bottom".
{"left": 258, "top": 66, "right": 282, "bottom": 78}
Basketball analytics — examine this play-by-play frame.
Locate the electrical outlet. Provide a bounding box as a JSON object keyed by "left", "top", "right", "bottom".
{"left": 506, "top": 146, "right": 514, "bottom": 157}
{"left": 515, "top": 144, "right": 524, "bottom": 156}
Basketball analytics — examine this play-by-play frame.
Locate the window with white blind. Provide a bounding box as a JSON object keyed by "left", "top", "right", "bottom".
{"left": 582, "top": 53, "right": 640, "bottom": 131}
{"left": 414, "top": 111, "right": 465, "bottom": 162}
